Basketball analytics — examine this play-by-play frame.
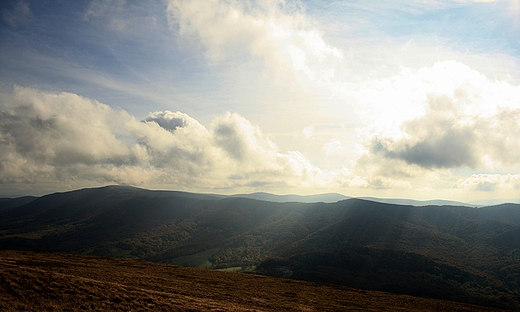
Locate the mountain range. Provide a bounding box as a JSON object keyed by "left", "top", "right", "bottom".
{"left": 230, "top": 192, "right": 479, "bottom": 206}
{"left": 1, "top": 185, "right": 520, "bottom": 309}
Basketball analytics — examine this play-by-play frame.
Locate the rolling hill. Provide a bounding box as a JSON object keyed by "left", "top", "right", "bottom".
{"left": 229, "top": 192, "right": 350, "bottom": 203}
{"left": 1, "top": 185, "right": 520, "bottom": 309}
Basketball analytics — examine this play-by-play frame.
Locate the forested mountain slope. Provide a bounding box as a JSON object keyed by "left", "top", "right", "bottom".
{"left": 1, "top": 186, "right": 520, "bottom": 309}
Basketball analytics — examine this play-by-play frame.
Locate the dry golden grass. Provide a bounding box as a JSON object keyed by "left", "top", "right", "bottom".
{"left": 0, "top": 250, "right": 510, "bottom": 311}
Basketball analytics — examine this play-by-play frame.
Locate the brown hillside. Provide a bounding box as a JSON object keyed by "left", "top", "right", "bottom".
{"left": 0, "top": 250, "right": 509, "bottom": 311}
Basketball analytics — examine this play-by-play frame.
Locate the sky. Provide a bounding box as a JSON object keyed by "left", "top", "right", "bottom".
{"left": 0, "top": 0, "right": 519, "bottom": 203}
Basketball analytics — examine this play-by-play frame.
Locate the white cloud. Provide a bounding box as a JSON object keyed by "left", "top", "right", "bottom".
{"left": 360, "top": 61, "right": 520, "bottom": 168}
{"left": 0, "top": 87, "right": 364, "bottom": 193}
{"left": 302, "top": 125, "right": 315, "bottom": 140}
{"left": 323, "top": 139, "right": 346, "bottom": 156}
{"left": 367, "top": 92, "right": 520, "bottom": 171}
{"left": 166, "top": 0, "right": 344, "bottom": 85}
{"left": 458, "top": 174, "right": 520, "bottom": 192}
{"left": 369, "top": 95, "right": 480, "bottom": 169}
{"left": 345, "top": 60, "right": 520, "bottom": 196}
{"left": 354, "top": 61, "right": 513, "bottom": 136}
{"left": 0, "top": 86, "right": 146, "bottom": 184}
{"left": 368, "top": 177, "right": 413, "bottom": 190}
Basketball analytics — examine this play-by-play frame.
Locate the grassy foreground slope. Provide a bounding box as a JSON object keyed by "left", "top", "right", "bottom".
{"left": 0, "top": 250, "right": 509, "bottom": 312}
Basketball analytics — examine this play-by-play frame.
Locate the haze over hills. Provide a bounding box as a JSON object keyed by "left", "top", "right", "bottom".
{"left": 1, "top": 185, "right": 520, "bottom": 309}
{"left": 469, "top": 198, "right": 520, "bottom": 206}
{"left": 2, "top": 186, "right": 517, "bottom": 207}
{"left": 222, "top": 193, "right": 518, "bottom": 206}
{"left": 230, "top": 192, "right": 475, "bottom": 206}
{"left": 228, "top": 192, "right": 350, "bottom": 203}
{"left": 353, "top": 197, "right": 475, "bottom": 207}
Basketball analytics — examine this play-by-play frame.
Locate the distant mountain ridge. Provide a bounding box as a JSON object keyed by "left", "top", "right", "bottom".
{"left": 0, "top": 196, "right": 37, "bottom": 212}
{"left": 229, "top": 192, "right": 350, "bottom": 203}
{"left": 229, "top": 192, "right": 518, "bottom": 207}
{"left": 358, "top": 197, "right": 476, "bottom": 207}
{"left": 3, "top": 185, "right": 516, "bottom": 206}
{"left": 1, "top": 185, "right": 520, "bottom": 309}
{"left": 220, "top": 191, "right": 475, "bottom": 206}
{"left": 469, "top": 198, "right": 520, "bottom": 206}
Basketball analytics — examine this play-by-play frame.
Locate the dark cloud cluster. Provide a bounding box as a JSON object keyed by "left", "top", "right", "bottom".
{"left": 371, "top": 120, "right": 478, "bottom": 169}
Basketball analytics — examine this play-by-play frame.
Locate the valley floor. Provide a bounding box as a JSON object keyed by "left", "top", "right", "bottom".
{"left": 0, "top": 250, "right": 510, "bottom": 311}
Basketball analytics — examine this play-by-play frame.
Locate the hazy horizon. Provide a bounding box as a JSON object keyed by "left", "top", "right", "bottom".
{"left": 2, "top": 184, "right": 519, "bottom": 207}
{"left": 1, "top": 0, "right": 519, "bottom": 202}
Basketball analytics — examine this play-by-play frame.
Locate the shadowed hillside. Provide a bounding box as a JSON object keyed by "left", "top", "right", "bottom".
{"left": 0, "top": 196, "right": 37, "bottom": 212}
{"left": 1, "top": 186, "right": 520, "bottom": 309}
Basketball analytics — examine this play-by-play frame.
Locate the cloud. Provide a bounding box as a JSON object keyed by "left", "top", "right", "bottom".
{"left": 358, "top": 61, "right": 520, "bottom": 172}
{"left": 353, "top": 151, "right": 431, "bottom": 191}
{"left": 84, "top": 0, "right": 131, "bottom": 33}
{"left": 0, "top": 86, "right": 135, "bottom": 165}
{"left": 302, "top": 125, "right": 315, "bottom": 140}
{"left": 143, "top": 111, "right": 189, "bottom": 132}
{"left": 371, "top": 95, "right": 479, "bottom": 169}
{"left": 212, "top": 112, "right": 277, "bottom": 162}
{"left": 458, "top": 174, "right": 520, "bottom": 192}
{"left": 1, "top": 0, "right": 31, "bottom": 27}
{"left": 166, "top": 0, "right": 343, "bottom": 85}
{"left": 0, "top": 86, "right": 145, "bottom": 184}
{"left": 0, "top": 86, "right": 353, "bottom": 192}
{"left": 83, "top": 0, "right": 168, "bottom": 42}
{"left": 370, "top": 94, "right": 520, "bottom": 170}
{"left": 324, "top": 139, "right": 347, "bottom": 156}
{"left": 367, "top": 177, "right": 412, "bottom": 190}
{"left": 476, "top": 107, "right": 520, "bottom": 166}
{"left": 346, "top": 60, "right": 520, "bottom": 196}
